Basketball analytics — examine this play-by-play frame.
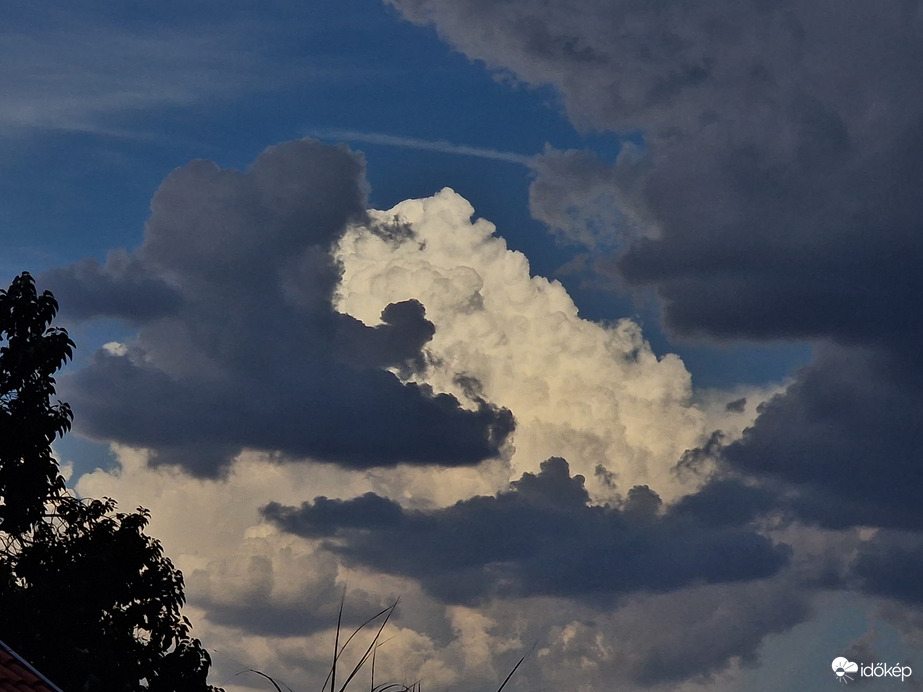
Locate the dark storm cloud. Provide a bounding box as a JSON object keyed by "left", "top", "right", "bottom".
{"left": 671, "top": 478, "right": 777, "bottom": 529}
{"left": 43, "top": 254, "right": 183, "bottom": 322}
{"left": 263, "top": 457, "right": 790, "bottom": 604}
{"left": 854, "top": 532, "right": 923, "bottom": 605}
{"left": 389, "top": 0, "right": 923, "bottom": 343}
{"left": 627, "top": 579, "right": 812, "bottom": 685}
{"left": 724, "top": 344, "right": 923, "bottom": 531}
{"left": 48, "top": 139, "right": 512, "bottom": 475}
{"left": 617, "top": 121, "right": 923, "bottom": 342}
{"left": 665, "top": 342, "right": 923, "bottom": 536}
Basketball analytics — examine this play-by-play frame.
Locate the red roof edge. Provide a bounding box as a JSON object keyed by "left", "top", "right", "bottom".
{"left": 0, "top": 638, "right": 66, "bottom": 692}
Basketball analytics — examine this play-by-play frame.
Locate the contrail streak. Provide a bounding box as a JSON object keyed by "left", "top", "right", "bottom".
{"left": 305, "top": 128, "right": 534, "bottom": 166}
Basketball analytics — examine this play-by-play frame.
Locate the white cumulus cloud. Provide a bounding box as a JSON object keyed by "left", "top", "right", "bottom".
{"left": 335, "top": 187, "right": 711, "bottom": 503}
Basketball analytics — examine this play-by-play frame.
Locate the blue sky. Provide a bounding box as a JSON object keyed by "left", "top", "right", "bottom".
{"left": 4, "top": 1, "right": 923, "bottom": 690}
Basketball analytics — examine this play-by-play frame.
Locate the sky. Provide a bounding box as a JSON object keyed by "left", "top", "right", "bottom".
{"left": 4, "top": 1, "right": 923, "bottom": 690}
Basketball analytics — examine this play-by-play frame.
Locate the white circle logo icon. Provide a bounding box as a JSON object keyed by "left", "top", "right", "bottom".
{"left": 832, "top": 657, "right": 858, "bottom": 683}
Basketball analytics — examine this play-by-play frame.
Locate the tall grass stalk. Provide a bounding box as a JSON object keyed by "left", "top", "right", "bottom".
{"left": 241, "top": 593, "right": 528, "bottom": 692}
{"left": 320, "top": 592, "right": 400, "bottom": 692}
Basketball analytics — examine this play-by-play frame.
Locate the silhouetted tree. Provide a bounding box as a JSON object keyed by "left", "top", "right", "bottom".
{"left": 0, "top": 272, "right": 222, "bottom": 692}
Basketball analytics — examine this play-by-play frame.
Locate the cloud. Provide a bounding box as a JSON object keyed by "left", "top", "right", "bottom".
{"left": 0, "top": 7, "right": 268, "bottom": 139}
{"left": 854, "top": 532, "right": 923, "bottom": 605}
{"left": 334, "top": 187, "right": 713, "bottom": 503}
{"left": 263, "top": 457, "right": 791, "bottom": 605}
{"left": 50, "top": 140, "right": 512, "bottom": 475}
{"left": 17, "top": 0, "right": 923, "bottom": 685}
{"left": 42, "top": 253, "right": 182, "bottom": 322}
{"left": 76, "top": 446, "right": 812, "bottom": 691}
{"left": 1, "top": 3, "right": 412, "bottom": 144}
{"left": 723, "top": 344, "right": 923, "bottom": 531}
{"left": 387, "top": 0, "right": 923, "bottom": 344}
{"left": 53, "top": 154, "right": 816, "bottom": 689}
{"left": 671, "top": 478, "right": 778, "bottom": 529}
{"left": 38, "top": 125, "right": 886, "bottom": 688}
{"left": 528, "top": 145, "right": 652, "bottom": 252}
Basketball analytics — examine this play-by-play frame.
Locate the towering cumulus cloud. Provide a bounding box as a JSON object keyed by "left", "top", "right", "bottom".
{"left": 47, "top": 140, "right": 512, "bottom": 475}
{"left": 335, "top": 187, "right": 706, "bottom": 502}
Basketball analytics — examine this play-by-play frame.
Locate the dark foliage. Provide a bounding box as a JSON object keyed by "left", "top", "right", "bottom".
{"left": 0, "top": 272, "right": 73, "bottom": 534}
{"left": 0, "top": 272, "right": 222, "bottom": 691}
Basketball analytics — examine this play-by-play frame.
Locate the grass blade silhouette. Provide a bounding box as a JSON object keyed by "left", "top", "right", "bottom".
{"left": 319, "top": 592, "right": 400, "bottom": 692}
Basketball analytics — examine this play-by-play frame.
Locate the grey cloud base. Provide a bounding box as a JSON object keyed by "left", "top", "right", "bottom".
{"left": 263, "top": 457, "right": 790, "bottom": 605}
{"left": 724, "top": 344, "right": 923, "bottom": 532}
{"left": 48, "top": 140, "right": 512, "bottom": 474}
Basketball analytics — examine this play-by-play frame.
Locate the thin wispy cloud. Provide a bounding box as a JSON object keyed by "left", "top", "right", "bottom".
{"left": 306, "top": 128, "right": 534, "bottom": 165}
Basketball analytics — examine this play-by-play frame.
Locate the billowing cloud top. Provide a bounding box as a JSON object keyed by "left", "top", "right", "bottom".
{"left": 335, "top": 188, "right": 708, "bottom": 503}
